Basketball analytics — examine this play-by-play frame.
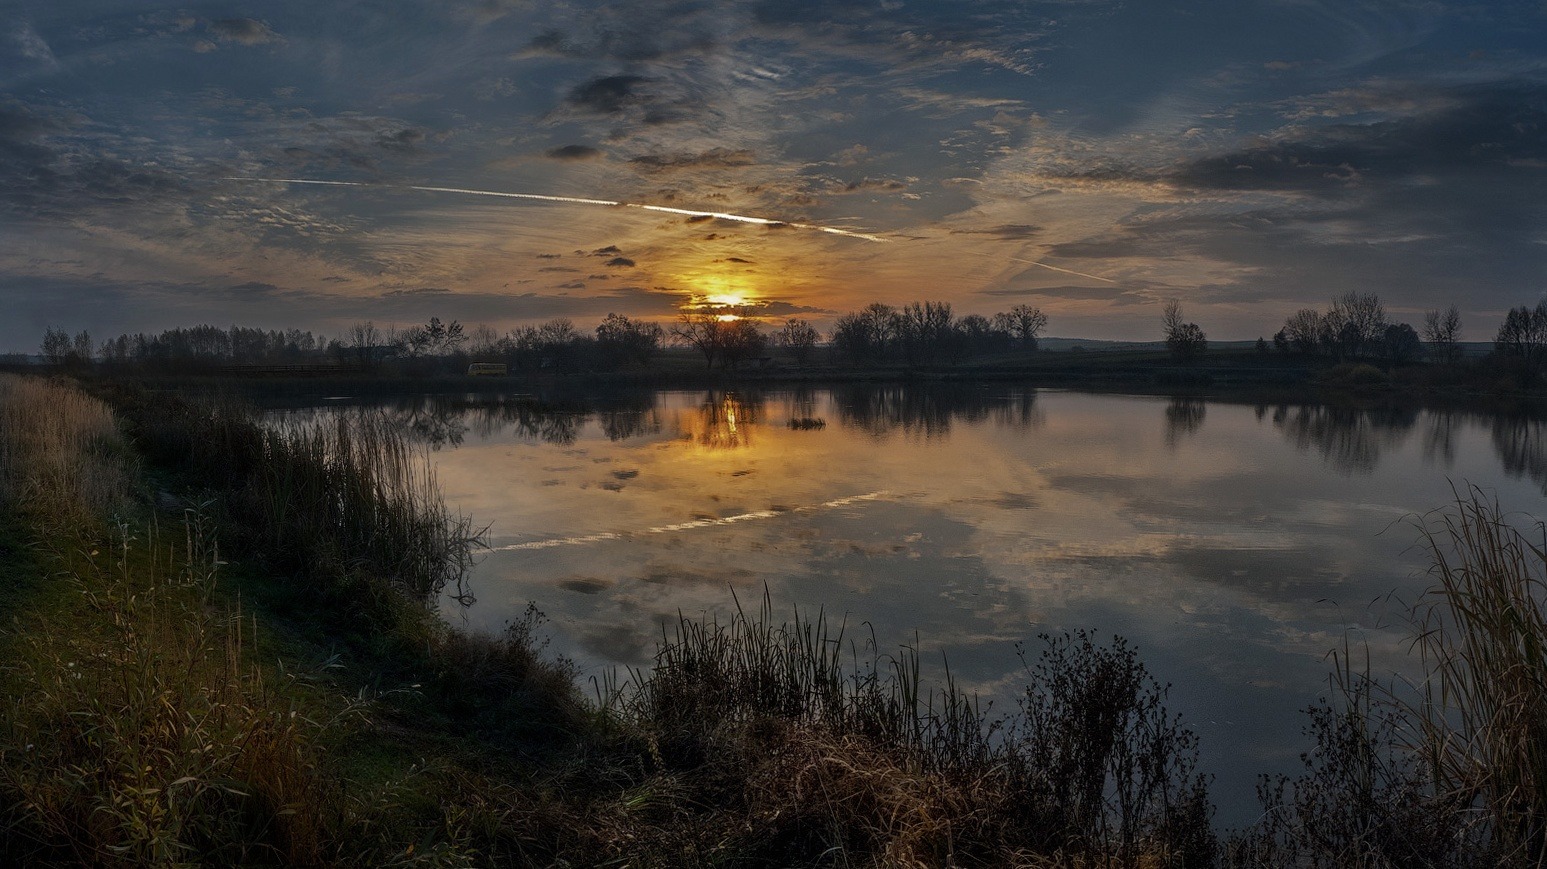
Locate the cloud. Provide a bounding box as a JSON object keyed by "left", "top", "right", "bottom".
{"left": 207, "top": 18, "right": 281, "bottom": 46}
{"left": 953, "top": 224, "right": 1041, "bottom": 239}
{"left": 629, "top": 148, "right": 757, "bottom": 173}
{"left": 565, "top": 74, "right": 651, "bottom": 114}
{"left": 1168, "top": 83, "right": 1547, "bottom": 194}
{"left": 832, "top": 177, "right": 909, "bottom": 194}
{"left": 604, "top": 256, "right": 636, "bottom": 267}
{"left": 545, "top": 144, "right": 604, "bottom": 160}
{"left": 0, "top": 101, "right": 184, "bottom": 220}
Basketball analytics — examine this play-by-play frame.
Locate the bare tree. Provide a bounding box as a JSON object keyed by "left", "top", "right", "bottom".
{"left": 672, "top": 312, "right": 725, "bottom": 369}
{"left": 40, "top": 326, "right": 70, "bottom": 365}
{"left": 1422, "top": 306, "right": 1462, "bottom": 363}
{"left": 1281, "top": 309, "right": 1322, "bottom": 353}
{"left": 348, "top": 321, "right": 381, "bottom": 367}
{"left": 1495, "top": 301, "right": 1547, "bottom": 365}
{"left": 596, "top": 313, "right": 664, "bottom": 367}
{"left": 994, "top": 304, "right": 1049, "bottom": 349}
{"left": 1162, "top": 301, "right": 1207, "bottom": 361}
{"left": 1326, "top": 292, "right": 1386, "bottom": 359}
{"left": 775, "top": 318, "right": 819, "bottom": 365}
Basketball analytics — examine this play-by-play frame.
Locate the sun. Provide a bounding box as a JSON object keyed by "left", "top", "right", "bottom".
{"left": 675, "top": 268, "right": 765, "bottom": 321}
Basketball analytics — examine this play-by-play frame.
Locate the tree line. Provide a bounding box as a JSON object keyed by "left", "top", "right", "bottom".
{"left": 24, "top": 292, "right": 1547, "bottom": 374}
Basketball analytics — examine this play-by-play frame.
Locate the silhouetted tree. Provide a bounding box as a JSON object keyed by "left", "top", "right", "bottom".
{"left": 718, "top": 319, "right": 768, "bottom": 368}
{"left": 1324, "top": 292, "right": 1386, "bottom": 359}
{"left": 994, "top": 304, "right": 1049, "bottom": 350}
{"left": 775, "top": 318, "right": 820, "bottom": 365}
{"left": 1422, "top": 305, "right": 1462, "bottom": 363}
{"left": 595, "top": 312, "right": 664, "bottom": 367}
{"left": 40, "top": 326, "right": 71, "bottom": 365}
{"left": 1380, "top": 322, "right": 1422, "bottom": 363}
{"left": 1162, "top": 301, "right": 1207, "bottom": 361}
{"left": 1494, "top": 301, "right": 1547, "bottom": 365}
{"left": 672, "top": 312, "right": 726, "bottom": 369}
{"left": 1280, "top": 309, "right": 1321, "bottom": 353}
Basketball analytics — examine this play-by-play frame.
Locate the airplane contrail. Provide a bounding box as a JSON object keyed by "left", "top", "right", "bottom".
{"left": 486, "top": 490, "right": 891, "bottom": 552}
{"left": 1007, "top": 256, "right": 1118, "bottom": 284}
{"left": 224, "top": 177, "right": 890, "bottom": 243}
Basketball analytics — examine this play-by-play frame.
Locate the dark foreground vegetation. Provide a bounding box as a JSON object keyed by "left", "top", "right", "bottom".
{"left": 3, "top": 372, "right": 1547, "bottom": 865}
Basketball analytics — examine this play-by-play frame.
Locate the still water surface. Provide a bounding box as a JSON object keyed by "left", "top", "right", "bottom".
{"left": 280, "top": 386, "right": 1547, "bottom": 826}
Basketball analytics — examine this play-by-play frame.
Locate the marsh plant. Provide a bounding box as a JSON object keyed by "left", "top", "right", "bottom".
{"left": 1230, "top": 488, "right": 1547, "bottom": 868}
{"left": 112, "top": 389, "right": 483, "bottom": 605}
{"left": 610, "top": 594, "right": 1215, "bottom": 866}
{"left": 0, "top": 374, "right": 134, "bottom": 520}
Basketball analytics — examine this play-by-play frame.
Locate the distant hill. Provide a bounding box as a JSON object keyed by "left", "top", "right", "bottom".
{"left": 1039, "top": 338, "right": 1495, "bottom": 356}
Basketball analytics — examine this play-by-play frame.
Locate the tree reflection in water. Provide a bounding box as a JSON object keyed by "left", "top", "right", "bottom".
{"left": 1270, "top": 404, "right": 1418, "bottom": 475}
{"left": 1491, "top": 416, "right": 1547, "bottom": 493}
{"left": 281, "top": 390, "right": 1547, "bottom": 495}
{"left": 1164, "top": 398, "right": 1206, "bottom": 450}
{"left": 834, "top": 384, "right": 1041, "bottom": 439}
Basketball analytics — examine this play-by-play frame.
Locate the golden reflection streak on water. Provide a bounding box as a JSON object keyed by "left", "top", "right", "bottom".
{"left": 486, "top": 490, "right": 892, "bottom": 552}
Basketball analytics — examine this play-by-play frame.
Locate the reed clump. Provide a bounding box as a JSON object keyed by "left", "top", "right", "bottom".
{"left": 98, "top": 386, "right": 482, "bottom": 609}
{"left": 1229, "top": 487, "right": 1547, "bottom": 867}
{"left": 1404, "top": 487, "right": 1547, "bottom": 862}
{"left": 608, "top": 594, "right": 1216, "bottom": 866}
{"left": 0, "top": 374, "right": 134, "bottom": 521}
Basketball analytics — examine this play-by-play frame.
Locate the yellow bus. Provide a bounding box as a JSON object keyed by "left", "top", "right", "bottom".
{"left": 466, "top": 362, "right": 507, "bottom": 376}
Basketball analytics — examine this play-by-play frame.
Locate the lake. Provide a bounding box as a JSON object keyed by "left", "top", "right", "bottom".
{"left": 276, "top": 385, "right": 1547, "bottom": 827}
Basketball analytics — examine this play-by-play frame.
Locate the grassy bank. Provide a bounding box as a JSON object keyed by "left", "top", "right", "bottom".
{"left": 2, "top": 373, "right": 1546, "bottom": 865}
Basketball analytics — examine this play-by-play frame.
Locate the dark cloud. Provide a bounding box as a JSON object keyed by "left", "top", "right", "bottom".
{"left": 1168, "top": 83, "right": 1547, "bottom": 194}
{"left": 230, "top": 281, "right": 278, "bottom": 294}
{"left": 207, "top": 18, "right": 281, "bottom": 46}
{"left": 272, "top": 116, "right": 432, "bottom": 173}
{"left": 758, "top": 300, "right": 836, "bottom": 316}
{"left": 0, "top": 101, "right": 183, "bottom": 219}
{"left": 545, "top": 144, "right": 604, "bottom": 160}
{"left": 565, "top": 75, "right": 651, "bottom": 114}
{"left": 953, "top": 224, "right": 1041, "bottom": 239}
{"left": 835, "top": 177, "right": 908, "bottom": 193}
{"left": 629, "top": 148, "right": 757, "bottom": 173}
{"left": 381, "top": 287, "right": 452, "bottom": 297}
{"left": 604, "top": 256, "right": 636, "bottom": 267}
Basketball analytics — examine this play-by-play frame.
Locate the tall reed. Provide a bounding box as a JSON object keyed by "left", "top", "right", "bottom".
{"left": 111, "top": 388, "right": 482, "bottom": 604}
{"left": 0, "top": 374, "right": 133, "bottom": 520}
{"left": 1406, "top": 487, "right": 1547, "bottom": 862}
{"left": 1233, "top": 487, "right": 1547, "bottom": 867}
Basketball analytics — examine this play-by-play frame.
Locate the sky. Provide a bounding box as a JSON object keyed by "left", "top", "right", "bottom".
{"left": 3, "top": 0, "right": 1546, "bottom": 350}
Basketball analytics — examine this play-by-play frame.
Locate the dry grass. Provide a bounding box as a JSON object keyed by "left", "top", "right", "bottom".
{"left": 0, "top": 374, "right": 134, "bottom": 521}
{"left": 607, "top": 594, "right": 1216, "bottom": 867}
{"left": 1405, "top": 487, "right": 1547, "bottom": 862}
{"left": 0, "top": 511, "right": 328, "bottom": 866}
